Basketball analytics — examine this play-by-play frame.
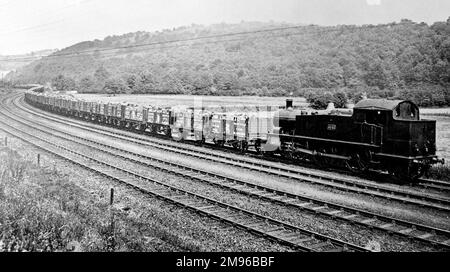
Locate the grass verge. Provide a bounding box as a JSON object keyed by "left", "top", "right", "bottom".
{"left": 428, "top": 163, "right": 450, "bottom": 182}
{"left": 0, "top": 147, "right": 177, "bottom": 252}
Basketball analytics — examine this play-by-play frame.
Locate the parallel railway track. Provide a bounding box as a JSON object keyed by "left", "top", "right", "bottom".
{"left": 418, "top": 178, "right": 450, "bottom": 192}
{"left": 1, "top": 93, "right": 449, "bottom": 250}
{"left": 17, "top": 93, "right": 450, "bottom": 194}
{"left": 0, "top": 102, "right": 369, "bottom": 252}
{"left": 14, "top": 95, "right": 450, "bottom": 212}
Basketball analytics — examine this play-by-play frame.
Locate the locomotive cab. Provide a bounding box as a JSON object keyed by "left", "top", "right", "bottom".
{"left": 353, "top": 99, "right": 442, "bottom": 180}
{"left": 353, "top": 100, "right": 419, "bottom": 122}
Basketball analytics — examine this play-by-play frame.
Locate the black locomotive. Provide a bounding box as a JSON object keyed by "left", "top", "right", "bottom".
{"left": 269, "top": 99, "right": 444, "bottom": 181}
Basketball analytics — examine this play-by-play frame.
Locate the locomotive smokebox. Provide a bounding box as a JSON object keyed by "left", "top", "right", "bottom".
{"left": 286, "top": 99, "right": 293, "bottom": 109}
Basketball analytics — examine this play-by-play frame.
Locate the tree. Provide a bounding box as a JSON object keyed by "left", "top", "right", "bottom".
{"left": 363, "top": 61, "right": 388, "bottom": 89}
{"left": 126, "top": 74, "right": 138, "bottom": 90}
{"left": 79, "top": 76, "right": 95, "bottom": 93}
{"left": 51, "top": 74, "right": 76, "bottom": 91}
{"left": 348, "top": 91, "right": 365, "bottom": 104}
{"left": 332, "top": 92, "right": 347, "bottom": 108}
{"left": 94, "top": 66, "right": 111, "bottom": 82}
{"left": 103, "top": 77, "right": 128, "bottom": 95}
{"left": 193, "top": 72, "right": 213, "bottom": 93}
{"left": 8, "top": 20, "right": 450, "bottom": 106}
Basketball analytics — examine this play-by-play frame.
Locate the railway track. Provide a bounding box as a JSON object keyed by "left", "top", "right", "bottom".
{"left": 17, "top": 93, "right": 450, "bottom": 195}
{"left": 3, "top": 97, "right": 450, "bottom": 250}
{"left": 418, "top": 178, "right": 450, "bottom": 192}
{"left": 0, "top": 107, "right": 369, "bottom": 252}
{"left": 15, "top": 89, "right": 449, "bottom": 193}
{"left": 15, "top": 95, "right": 450, "bottom": 212}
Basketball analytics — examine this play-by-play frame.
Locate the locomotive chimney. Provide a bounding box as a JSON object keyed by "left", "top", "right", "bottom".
{"left": 286, "top": 99, "right": 293, "bottom": 109}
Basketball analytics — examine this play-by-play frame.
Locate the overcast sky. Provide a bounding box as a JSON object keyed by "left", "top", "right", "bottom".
{"left": 0, "top": 0, "right": 449, "bottom": 55}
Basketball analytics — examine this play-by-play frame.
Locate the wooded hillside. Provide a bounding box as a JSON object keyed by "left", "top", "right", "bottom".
{"left": 10, "top": 19, "right": 450, "bottom": 106}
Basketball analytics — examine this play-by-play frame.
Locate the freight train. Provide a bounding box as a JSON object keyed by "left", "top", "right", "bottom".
{"left": 24, "top": 87, "right": 444, "bottom": 182}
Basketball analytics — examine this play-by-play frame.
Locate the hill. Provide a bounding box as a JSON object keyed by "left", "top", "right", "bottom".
{"left": 0, "top": 49, "right": 57, "bottom": 77}
{"left": 9, "top": 19, "right": 450, "bottom": 106}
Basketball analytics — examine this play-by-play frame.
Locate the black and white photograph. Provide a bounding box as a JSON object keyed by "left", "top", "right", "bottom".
{"left": 0, "top": 0, "right": 449, "bottom": 260}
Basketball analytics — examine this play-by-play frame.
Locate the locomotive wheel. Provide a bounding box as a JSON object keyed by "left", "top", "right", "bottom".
{"left": 312, "top": 151, "right": 326, "bottom": 168}
{"left": 356, "top": 151, "right": 372, "bottom": 171}
{"left": 346, "top": 151, "right": 371, "bottom": 173}
{"left": 394, "top": 164, "right": 425, "bottom": 183}
{"left": 319, "top": 148, "right": 334, "bottom": 167}
{"left": 345, "top": 160, "right": 359, "bottom": 173}
{"left": 393, "top": 165, "right": 411, "bottom": 183}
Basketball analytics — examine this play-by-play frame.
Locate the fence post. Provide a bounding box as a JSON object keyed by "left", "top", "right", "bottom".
{"left": 37, "top": 154, "right": 40, "bottom": 166}
{"left": 110, "top": 188, "right": 114, "bottom": 206}
{"left": 109, "top": 188, "right": 115, "bottom": 251}
{"left": 4, "top": 136, "right": 7, "bottom": 146}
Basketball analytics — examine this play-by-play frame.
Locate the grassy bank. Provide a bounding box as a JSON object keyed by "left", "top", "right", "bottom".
{"left": 0, "top": 140, "right": 288, "bottom": 252}
{"left": 0, "top": 146, "right": 178, "bottom": 252}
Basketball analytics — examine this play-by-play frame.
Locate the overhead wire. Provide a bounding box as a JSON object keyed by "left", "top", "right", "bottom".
{"left": 0, "top": 18, "right": 68, "bottom": 35}
{"left": 1, "top": 24, "right": 353, "bottom": 63}
{"left": 0, "top": 0, "right": 95, "bottom": 34}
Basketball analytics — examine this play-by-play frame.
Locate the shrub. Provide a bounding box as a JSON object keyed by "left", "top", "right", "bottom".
{"left": 307, "top": 92, "right": 334, "bottom": 110}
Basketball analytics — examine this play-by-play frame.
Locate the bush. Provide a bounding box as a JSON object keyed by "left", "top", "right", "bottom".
{"left": 103, "top": 78, "right": 129, "bottom": 95}
{"left": 307, "top": 92, "right": 334, "bottom": 110}
{"left": 51, "top": 75, "right": 76, "bottom": 91}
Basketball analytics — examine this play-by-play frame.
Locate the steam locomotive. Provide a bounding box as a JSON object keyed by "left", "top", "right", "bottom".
{"left": 24, "top": 88, "right": 443, "bottom": 182}
{"left": 269, "top": 99, "right": 444, "bottom": 181}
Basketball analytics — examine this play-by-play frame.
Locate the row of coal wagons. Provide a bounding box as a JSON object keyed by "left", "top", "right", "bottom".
{"left": 171, "top": 109, "right": 275, "bottom": 151}
{"left": 25, "top": 92, "right": 275, "bottom": 152}
{"left": 77, "top": 102, "right": 172, "bottom": 134}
